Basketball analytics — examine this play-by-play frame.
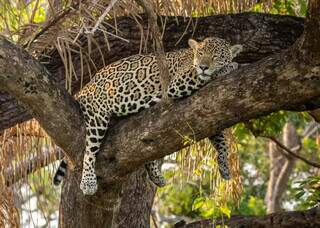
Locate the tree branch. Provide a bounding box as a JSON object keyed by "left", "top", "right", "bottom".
{"left": 0, "top": 37, "right": 85, "bottom": 164}
{"left": 4, "top": 148, "right": 61, "bottom": 186}
{"left": 264, "top": 136, "right": 320, "bottom": 169}
{"left": 177, "top": 207, "right": 320, "bottom": 228}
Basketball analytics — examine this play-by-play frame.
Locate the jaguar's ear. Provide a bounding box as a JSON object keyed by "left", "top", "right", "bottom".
{"left": 188, "top": 39, "right": 199, "bottom": 50}
{"left": 230, "top": 44, "right": 243, "bottom": 58}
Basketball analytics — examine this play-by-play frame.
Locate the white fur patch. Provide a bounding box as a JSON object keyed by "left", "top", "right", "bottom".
{"left": 152, "top": 97, "right": 161, "bottom": 103}
{"left": 199, "top": 74, "right": 211, "bottom": 81}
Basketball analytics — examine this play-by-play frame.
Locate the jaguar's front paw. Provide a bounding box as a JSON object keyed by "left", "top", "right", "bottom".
{"left": 80, "top": 175, "right": 98, "bottom": 195}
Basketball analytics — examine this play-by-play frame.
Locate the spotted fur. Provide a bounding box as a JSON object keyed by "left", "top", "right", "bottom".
{"left": 210, "top": 133, "right": 231, "bottom": 180}
{"left": 53, "top": 37, "right": 242, "bottom": 195}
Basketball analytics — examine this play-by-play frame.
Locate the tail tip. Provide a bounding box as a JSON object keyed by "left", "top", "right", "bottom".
{"left": 53, "top": 175, "right": 63, "bottom": 186}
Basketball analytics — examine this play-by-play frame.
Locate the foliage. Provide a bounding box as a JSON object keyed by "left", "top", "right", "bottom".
{"left": 245, "top": 111, "right": 311, "bottom": 138}
{"left": 156, "top": 132, "right": 242, "bottom": 224}
{"left": 295, "top": 176, "right": 320, "bottom": 208}
{"left": 252, "top": 0, "right": 307, "bottom": 16}
{"left": 28, "top": 168, "right": 60, "bottom": 221}
{"left": 0, "top": 0, "right": 49, "bottom": 41}
{"left": 157, "top": 110, "right": 320, "bottom": 225}
{"left": 234, "top": 195, "right": 266, "bottom": 216}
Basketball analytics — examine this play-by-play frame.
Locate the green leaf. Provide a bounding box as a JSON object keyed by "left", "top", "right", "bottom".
{"left": 295, "top": 191, "right": 305, "bottom": 199}
{"left": 192, "top": 197, "right": 205, "bottom": 211}
{"left": 220, "top": 205, "right": 231, "bottom": 218}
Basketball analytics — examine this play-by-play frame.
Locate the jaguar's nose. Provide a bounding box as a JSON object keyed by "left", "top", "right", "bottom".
{"left": 199, "top": 65, "right": 209, "bottom": 71}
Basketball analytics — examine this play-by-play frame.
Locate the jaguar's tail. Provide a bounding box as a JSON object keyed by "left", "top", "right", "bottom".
{"left": 53, "top": 160, "right": 68, "bottom": 186}
{"left": 210, "top": 132, "right": 231, "bottom": 180}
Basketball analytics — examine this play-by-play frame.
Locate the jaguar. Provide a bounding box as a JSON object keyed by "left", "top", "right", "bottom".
{"left": 53, "top": 37, "right": 243, "bottom": 195}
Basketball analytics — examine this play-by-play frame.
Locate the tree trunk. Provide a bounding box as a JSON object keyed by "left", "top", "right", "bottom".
{"left": 265, "top": 123, "right": 299, "bottom": 213}
{"left": 59, "top": 166, "right": 156, "bottom": 227}
{"left": 266, "top": 141, "right": 285, "bottom": 213}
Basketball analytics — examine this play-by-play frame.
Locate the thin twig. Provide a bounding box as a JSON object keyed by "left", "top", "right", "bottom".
{"left": 4, "top": 147, "right": 62, "bottom": 186}
{"left": 86, "top": 0, "right": 119, "bottom": 35}
{"left": 25, "top": 4, "right": 75, "bottom": 48}
{"left": 135, "top": 0, "right": 171, "bottom": 101}
{"left": 265, "top": 136, "right": 320, "bottom": 168}
{"left": 151, "top": 211, "right": 159, "bottom": 228}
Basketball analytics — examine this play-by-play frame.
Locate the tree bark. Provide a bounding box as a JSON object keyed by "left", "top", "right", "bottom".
{"left": 178, "top": 207, "right": 320, "bottom": 228}
{"left": 1, "top": 6, "right": 320, "bottom": 228}
{"left": 58, "top": 167, "right": 156, "bottom": 227}
{"left": 265, "top": 123, "right": 299, "bottom": 214}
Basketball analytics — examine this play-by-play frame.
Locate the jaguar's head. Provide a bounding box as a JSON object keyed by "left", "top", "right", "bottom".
{"left": 188, "top": 37, "right": 243, "bottom": 78}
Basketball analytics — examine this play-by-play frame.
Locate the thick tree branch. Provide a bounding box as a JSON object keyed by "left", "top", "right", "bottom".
{"left": 300, "top": 0, "right": 320, "bottom": 63}
{"left": 1, "top": 9, "right": 320, "bottom": 227}
{"left": 177, "top": 207, "right": 320, "bottom": 228}
{"left": 2, "top": 6, "right": 320, "bottom": 189}
{"left": 94, "top": 45, "right": 320, "bottom": 185}
{"left": 0, "top": 13, "right": 305, "bottom": 131}
{"left": 0, "top": 37, "right": 85, "bottom": 164}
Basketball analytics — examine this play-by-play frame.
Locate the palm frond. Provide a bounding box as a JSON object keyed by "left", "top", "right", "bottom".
{"left": 0, "top": 176, "right": 20, "bottom": 227}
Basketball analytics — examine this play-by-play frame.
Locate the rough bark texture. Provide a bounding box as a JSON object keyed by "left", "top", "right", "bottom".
{"left": 58, "top": 167, "right": 156, "bottom": 228}
{"left": 265, "top": 123, "right": 299, "bottom": 214}
{"left": 115, "top": 168, "right": 156, "bottom": 227}
{"left": 1, "top": 9, "right": 320, "bottom": 228}
{"left": 0, "top": 37, "right": 85, "bottom": 164}
{"left": 178, "top": 207, "right": 320, "bottom": 228}
{"left": 0, "top": 13, "right": 304, "bottom": 131}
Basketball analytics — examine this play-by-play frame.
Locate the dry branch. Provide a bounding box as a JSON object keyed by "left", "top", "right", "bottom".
{"left": 87, "top": 0, "right": 119, "bottom": 35}
{"left": 265, "top": 136, "right": 320, "bottom": 169}
{"left": 136, "top": 0, "right": 171, "bottom": 99}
